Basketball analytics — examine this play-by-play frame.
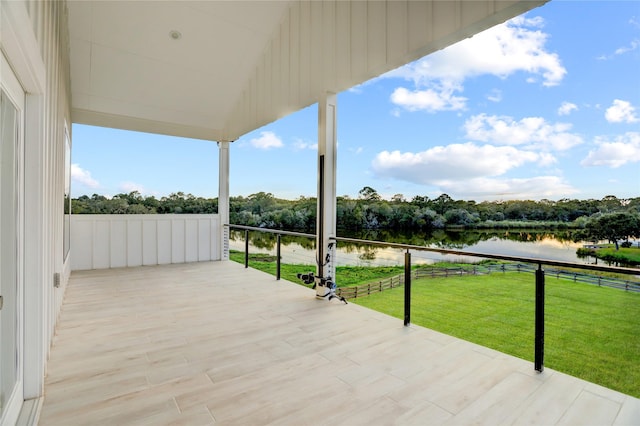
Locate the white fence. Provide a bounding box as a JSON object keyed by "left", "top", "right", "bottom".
{"left": 71, "top": 214, "right": 221, "bottom": 270}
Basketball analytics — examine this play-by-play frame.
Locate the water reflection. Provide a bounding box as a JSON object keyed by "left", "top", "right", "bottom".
{"left": 229, "top": 228, "right": 600, "bottom": 267}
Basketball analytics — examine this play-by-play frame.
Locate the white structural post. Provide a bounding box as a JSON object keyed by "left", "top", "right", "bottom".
{"left": 315, "top": 92, "right": 337, "bottom": 297}
{"left": 218, "top": 141, "right": 230, "bottom": 260}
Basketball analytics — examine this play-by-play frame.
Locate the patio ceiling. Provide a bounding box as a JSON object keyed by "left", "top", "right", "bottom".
{"left": 67, "top": 0, "right": 548, "bottom": 142}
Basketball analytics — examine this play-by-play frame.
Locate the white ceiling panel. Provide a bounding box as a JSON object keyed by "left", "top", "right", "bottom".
{"left": 68, "top": 0, "right": 548, "bottom": 142}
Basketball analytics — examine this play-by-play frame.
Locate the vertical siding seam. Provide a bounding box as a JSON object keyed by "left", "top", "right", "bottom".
{"left": 125, "top": 217, "right": 130, "bottom": 267}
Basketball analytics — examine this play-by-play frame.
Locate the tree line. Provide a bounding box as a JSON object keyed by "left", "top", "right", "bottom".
{"left": 72, "top": 187, "right": 640, "bottom": 238}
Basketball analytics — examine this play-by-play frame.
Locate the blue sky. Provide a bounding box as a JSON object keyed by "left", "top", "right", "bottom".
{"left": 72, "top": 0, "right": 640, "bottom": 202}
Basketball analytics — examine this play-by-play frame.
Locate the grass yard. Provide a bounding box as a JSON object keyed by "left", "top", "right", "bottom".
{"left": 229, "top": 250, "right": 407, "bottom": 287}
{"left": 595, "top": 247, "right": 640, "bottom": 265}
{"left": 353, "top": 272, "right": 640, "bottom": 398}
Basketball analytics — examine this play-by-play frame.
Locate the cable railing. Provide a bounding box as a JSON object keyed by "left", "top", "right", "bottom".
{"left": 227, "top": 224, "right": 640, "bottom": 373}
{"left": 334, "top": 264, "right": 640, "bottom": 299}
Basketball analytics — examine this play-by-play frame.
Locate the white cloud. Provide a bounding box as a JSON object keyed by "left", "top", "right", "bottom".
{"left": 249, "top": 131, "right": 283, "bottom": 149}
{"left": 371, "top": 143, "right": 540, "bottom": 183}
{"left": 292, "top": 138, "right": 317, "bottom": 151}
{"left": 464, "top": 114, "right": 583, "bottom": 151}
{"left": 71, "top": 164, "right": 99, "bottom": 188}
{"left": 598, "top": 39, "right": 640, "bottom": 60}
{"left": 436, "top": 176, "right": 579, "bottom": 200}
{"left": 614, "top": 39, "right": 640, "bottom": 56}
{"left": 119, "top": 182, "right": 147, "bottom": 194}
{"left": 537, "top": 152, "right": 558, "bottom": 167}
{"left": 581, "top": 132, "right": 640, "bottom": 168}
{"left": 605, "top": 99, "right": 639, "bottom": 123}
{"left": 371, "top": 144, "right": 575, "bottom": 200}
{"left": 386, "top": 15, "right": 566, "bottom": 112}
{"left": 558, "top": 102, "right": 578, "bottom": 116}
{"left": 390, "top": 85, "right": 467, "bottom": 112}
{"left": 370, "top": 137, "right": 573, "bottom": 200}
{"left": 487, "top": 89, "right": 502, "bottom": 103}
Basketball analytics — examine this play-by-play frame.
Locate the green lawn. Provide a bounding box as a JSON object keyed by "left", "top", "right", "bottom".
{"left": 596, "top": 247, "right": 640, "bottom": 265}
{"left": 353, "top": 272, "right": 640, "bottom": 398}
{"left": 229, "top": 250, "right": 407, "bottom": 287}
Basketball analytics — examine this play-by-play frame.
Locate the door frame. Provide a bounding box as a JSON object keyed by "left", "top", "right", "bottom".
{"left": 0, "top": 50, "right": 25, "bottom": 426}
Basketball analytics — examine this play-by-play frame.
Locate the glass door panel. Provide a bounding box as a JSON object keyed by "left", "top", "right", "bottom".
{"left": 0, "top": 50, "right": 23, "bottom": 424}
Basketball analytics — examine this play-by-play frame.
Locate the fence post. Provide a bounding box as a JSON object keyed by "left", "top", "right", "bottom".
{"left": 535, "top": 263, "right": 545, "bottom": 372}
{"left": 276, "top": 234, "right": 281, "bottom": 280}
{"left": 404, "top": 250, "right": 412, "bottom": 326}
{"left": 244, "top": 230, "right": 249, "bottom": 268}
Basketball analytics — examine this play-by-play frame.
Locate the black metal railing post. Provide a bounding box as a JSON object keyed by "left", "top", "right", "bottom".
{"left": 244, "top": 230, "right": 249, "bottom": 268}
{"left": 404, "top": 250, "right": 411, "bottom": 326}
{"left": 276, "top": 234, "right": 281, "bottom": 280}
{"left": 535, "top": 262, "right": 545, "bottom": 372}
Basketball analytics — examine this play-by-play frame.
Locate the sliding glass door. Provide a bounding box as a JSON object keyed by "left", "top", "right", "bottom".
{"left": 0, "top": 51, "right": 24, "bottom": 425}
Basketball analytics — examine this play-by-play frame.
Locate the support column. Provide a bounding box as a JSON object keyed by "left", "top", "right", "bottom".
{"left": 218, "top": 141, "right": 230, "bottom": 261}
{"left": 316, "top": 92, "right": 337, "bottom": 292}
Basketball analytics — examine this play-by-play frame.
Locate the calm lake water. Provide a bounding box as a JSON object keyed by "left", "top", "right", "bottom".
{"left": 229, "top": 229, "right": 629, "bottom": 268}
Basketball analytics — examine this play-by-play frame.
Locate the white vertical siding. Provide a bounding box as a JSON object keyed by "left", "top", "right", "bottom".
{"left": 3, "top": 0, "right": 72, "bottom": 399}
{"left": 70, "top": 214, "right": 221, "bottom": 271}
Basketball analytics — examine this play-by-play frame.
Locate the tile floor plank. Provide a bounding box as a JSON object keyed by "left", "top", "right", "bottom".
{"left": 38, "top": 261, "right": 639, "bottom": 425}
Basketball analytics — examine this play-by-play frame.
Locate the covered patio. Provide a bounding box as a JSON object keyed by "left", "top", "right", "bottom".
{"left": 5, "top": 1, "right": 639, "bottom": 424}
{"left": 38, "top": 261, "right": 639, "bottom": 425}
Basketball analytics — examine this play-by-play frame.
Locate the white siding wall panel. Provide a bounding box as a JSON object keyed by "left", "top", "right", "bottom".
{"left": 462, "top": 1, "right": 493, "bottom": 29}
{"left": 93, "top": 221, "right": 110, "bottom": 269}
{"left": 272, "top": 31, "right": 281, "bottom": 116}
{"left": 298, "top": 0, "right": 311, "bottom": 104}
{"left": 127, "top": 220, "right": 143, "bottom": 267}
{"left": 309, "top": 1, "right": 322, "bottom": 97}
{"left": 185, "top": 219, "right": 199, "bottom": 263}
{"left": 263, "top": 44, "right": 272, "bottom": 123}
{"left": 432, "top": 1, "right": 460, "bottom": 49}
{"left": 110, "top": 220, "right": 127, "bottom": 268}
{"left": 142, "top": 220, "right": 158, "bottom": 265}
{"left": 321, "top": 1, "right": 336, "bottom": 90}
{"left": 407, "top": 1, "right": 431, "bottom": 54}
{"left": 350, "top": 1, "right": 368, "bottom": 82}
{"left": 367, "top": 1, "right": 387, "bottom": 74}
{"left": 387, "top": 1, "right": 408, "bottom": 66}
{"left": 278, "top": 22, "right": 289, "bottom": 117}
{"left": 172, "top": 219, "right": 186, "bottom": 263}
{"left": 70, "top": 215, "right": 220, "bottom": 270}
{"left": 70, "top": 219, "right": 93, "bottom": 270}
{"left": 288, "top": 6, "right": 300, "bottom": 108}
{"left": 335, "top": 1, "right": 351, "bottom": 84}
{"left": 198, "top": 219, "right": 211, "bottom": 261}
{"left": 157, "top": 219, "right": 172, "bottom": 264}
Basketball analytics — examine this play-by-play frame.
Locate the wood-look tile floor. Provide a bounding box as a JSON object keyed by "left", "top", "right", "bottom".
{"left": 39, "top": 261, "right": 640, "bottom": 425}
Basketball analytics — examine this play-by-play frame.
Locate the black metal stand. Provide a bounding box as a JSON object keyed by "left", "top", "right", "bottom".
{"left": 316, "top": 279, "right": 348, "bottom": 304}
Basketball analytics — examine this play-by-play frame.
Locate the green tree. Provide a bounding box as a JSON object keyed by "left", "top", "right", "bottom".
{"left": 358, "top": 186, "right": 381, "bottom": 201}
{"left": 580, "top": 212, "right": 640, "bottom": 250}
{"left": 391, "top": 193, "right": 405, "bottom": 203}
